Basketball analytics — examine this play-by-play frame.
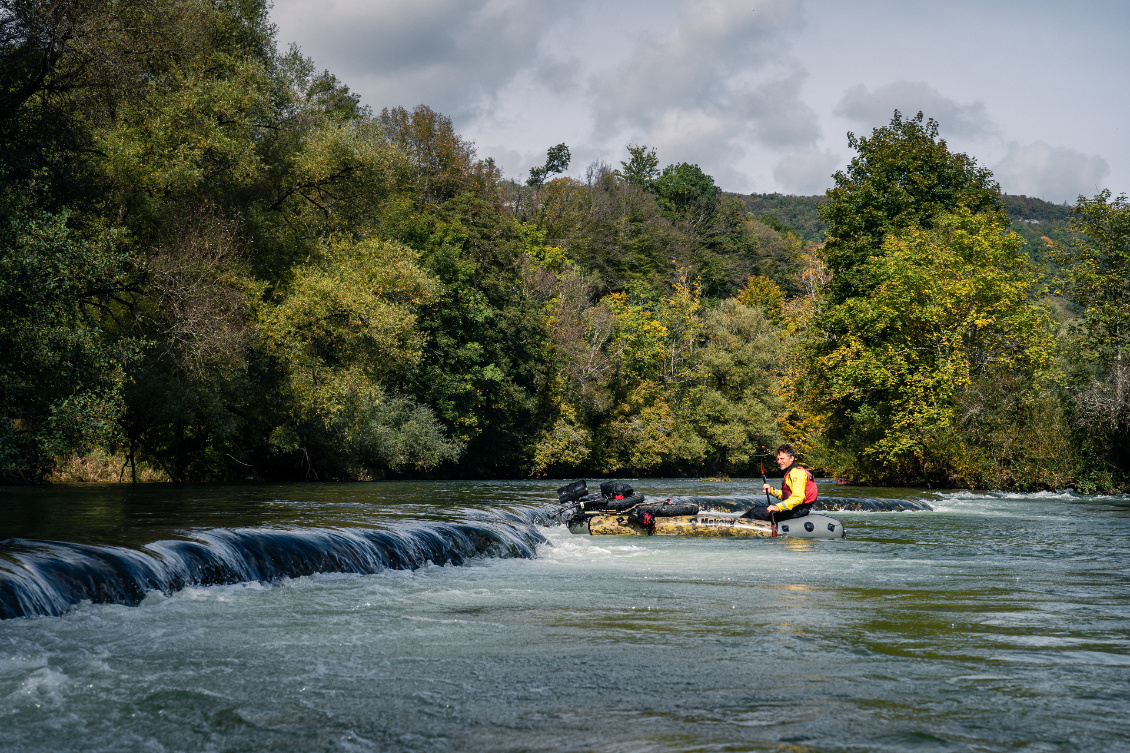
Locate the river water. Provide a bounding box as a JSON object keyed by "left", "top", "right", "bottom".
{"left": 1, "top": 480, "right": 1128, "bottom": 752}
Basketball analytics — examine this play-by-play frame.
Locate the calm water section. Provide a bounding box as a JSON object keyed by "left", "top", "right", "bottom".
{"left": 1, "top": 480, "right": 1128, "bottom": 752}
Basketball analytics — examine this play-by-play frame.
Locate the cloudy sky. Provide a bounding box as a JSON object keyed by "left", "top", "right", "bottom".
{"left": 271, "top": 0, "right": 1128, "bottom": 203}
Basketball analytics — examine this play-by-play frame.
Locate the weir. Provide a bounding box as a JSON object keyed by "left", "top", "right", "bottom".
{"left": 1, "top": 484, "right": 1124, "bottom": 753}
{"left": 0, "top": 508, "right": 549, "bottom": 620}
{"left": 0, "top": 490, "right": 930, "bottom": 621}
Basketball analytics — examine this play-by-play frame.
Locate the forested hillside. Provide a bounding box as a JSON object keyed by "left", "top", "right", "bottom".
{"left": 742, "top": 191, "right": 1076, "bottom": 263}
{"left": 2, "top": 1, "right": 1128, "bottom": 490}
{"left": 740, "top": 193, "right": 828, "bottom": 243}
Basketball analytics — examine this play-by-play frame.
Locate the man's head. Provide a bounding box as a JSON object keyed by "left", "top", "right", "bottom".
{"left": 774, "top": 443, "right": 796, "bottom": 470}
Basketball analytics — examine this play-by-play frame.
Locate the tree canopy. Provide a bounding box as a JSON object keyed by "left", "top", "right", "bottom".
{"left": 1052, "top": 190, "right": 1130, "bottom": 483}
{"left": 803, "top": 210, "right": 1055, "bottom": 484}
{"left": 2, "top": 4, "right": 1127, "bottom": 491}
{"left": 819, "top": 110, "right": 1004, "bottom": 303}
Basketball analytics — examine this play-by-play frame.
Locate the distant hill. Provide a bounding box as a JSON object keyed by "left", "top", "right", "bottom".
{"left": 735, "top": 193, "right": 827, "bottom": 243}
{"left": 1003, "top": 195, "right": 1074, "bottom": 266}
{"left": 735, "top": 191, "right": 1075, "bottom": 264}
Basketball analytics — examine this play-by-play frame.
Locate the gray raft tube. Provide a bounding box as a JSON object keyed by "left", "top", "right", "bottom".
{"left": 776, "top": 513, "right": 845, "bottom": 539}
{"left": 675, "top": 510, "right": 848, "bottom": 539}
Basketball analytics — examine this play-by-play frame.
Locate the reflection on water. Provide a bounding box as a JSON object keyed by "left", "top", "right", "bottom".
{"left": 1, "top": 481, "right": 1128, "bottom": 752}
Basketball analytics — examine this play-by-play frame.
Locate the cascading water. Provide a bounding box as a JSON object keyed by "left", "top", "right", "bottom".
{"left": 0, "top": 483, "right": 928, "bottom": 621}
{"left": 2, "top": 481, "right": 1128, "bottom": 753}
{"left": 0, "top": 509, "right": 548, "bottom": 620}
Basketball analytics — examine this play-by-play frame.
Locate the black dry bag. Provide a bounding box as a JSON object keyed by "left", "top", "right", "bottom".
{"left": 557, "top": 480, "right": 588, "bottom": 503}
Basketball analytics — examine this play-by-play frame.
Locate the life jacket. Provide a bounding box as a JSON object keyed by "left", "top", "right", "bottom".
{"left": 782, "top": 463, "right": 818, "bottom": 506}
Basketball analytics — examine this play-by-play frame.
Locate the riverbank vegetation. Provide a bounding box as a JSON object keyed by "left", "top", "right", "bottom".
{"left": 2, "top": 0, "right": 1127, "bottom": 490}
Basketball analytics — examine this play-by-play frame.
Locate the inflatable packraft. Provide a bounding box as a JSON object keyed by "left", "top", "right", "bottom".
{"left": 556, "top": 481, "right": 845, "bottom": 539}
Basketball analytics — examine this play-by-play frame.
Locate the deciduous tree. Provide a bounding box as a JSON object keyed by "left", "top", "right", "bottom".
{"left": 820, "top": 110, "right": 1004, "bottom": 303}
{"left": 805, "top": 209, "right": 1054, "bottom": 483}
{"left": 1053, "top": 190, "right": 1130, "bottom": 484}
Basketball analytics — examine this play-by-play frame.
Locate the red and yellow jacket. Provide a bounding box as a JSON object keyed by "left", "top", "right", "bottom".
{"left": 769, "top": 464, "right": 818, "bottom": 511}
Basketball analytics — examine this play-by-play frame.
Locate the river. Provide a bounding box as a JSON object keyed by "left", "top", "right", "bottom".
{"left": 1, "top": 480, "right": 1128, "bottom": 752}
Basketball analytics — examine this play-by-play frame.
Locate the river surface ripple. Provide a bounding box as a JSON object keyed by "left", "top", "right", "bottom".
{"left": 1, "top": 480, "right": 1128, "bottom": 752}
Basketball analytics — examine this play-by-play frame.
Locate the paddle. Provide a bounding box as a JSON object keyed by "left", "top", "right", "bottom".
{"left": 761, "top": 460, "right": 772, "bottom": 508}
{"left": 762, "top": 458, "right": 778, "bottom": 526}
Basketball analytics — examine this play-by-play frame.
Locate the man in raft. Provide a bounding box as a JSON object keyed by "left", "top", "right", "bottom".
{"left": 741, "top": 444, "right": 817, "bottom": 521}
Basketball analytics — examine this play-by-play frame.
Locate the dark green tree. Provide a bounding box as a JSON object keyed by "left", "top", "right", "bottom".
{"left": 0, "top": 0, "right": 148, "bottom": 480}
{"left": 819, "top": 110, "right": 1004, "bottom": 303}
{"left": 527, "top": 143, "right": 571, "bottom": 188}
{"left": 372, "top": 110, "right": 554, "bottom": 476}
{"left": 1056, "top": 191, "right": 1130, "bottom": 362}
{"left": 0, "top": 202, "right": 133, "bottom": 481}
{"left": 653, "top": 162, "right": 721, "bottom": 233}
{"left": 1053, "top": 190, "right": 1130, "bottom": 486}
{"left": 397, "top": 192, "right": 554, "bottom": 476}
{"left": 1, "top": 0, "right": 474, "bottom": 481}
{"left": 800, "top": 112, "right": 1064, "bottom": 487}
{"left": 620, "top": 144, "right": 659, "bottom": 189}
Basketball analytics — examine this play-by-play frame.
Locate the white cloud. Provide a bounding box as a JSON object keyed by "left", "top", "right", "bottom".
{"left": 588, "top": 0, "right": 817, "bottom": 154}
{"left": 268, "top": 0, "right": 1128, "bottom": 197}
{"left": 773, "top": 150, "right": 841, "bottom": 195}
{"left": 993, "top": 141, "right": 1110, "bottom": 203}
{"left": 271, "top": 0, "right": 568, "bottom": 118}
{"left": 834, "top": 81, "right": 998, "bottom": 140}
{"left": 644, "top": 108, "right": 749, "bottom": 187}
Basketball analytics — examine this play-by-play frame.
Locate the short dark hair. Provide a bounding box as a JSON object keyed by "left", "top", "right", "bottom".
{"left": 775, "top": 443, "right": 796, "bottom": 458}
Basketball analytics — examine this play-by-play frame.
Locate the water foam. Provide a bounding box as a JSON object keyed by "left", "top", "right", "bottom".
{"left": 0, "top": 508, "right": 549, "bottom": 620}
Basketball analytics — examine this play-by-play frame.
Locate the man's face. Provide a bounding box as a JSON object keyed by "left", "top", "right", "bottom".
{"left": 776, "top": 452, "right": 793, "bottom": 470}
